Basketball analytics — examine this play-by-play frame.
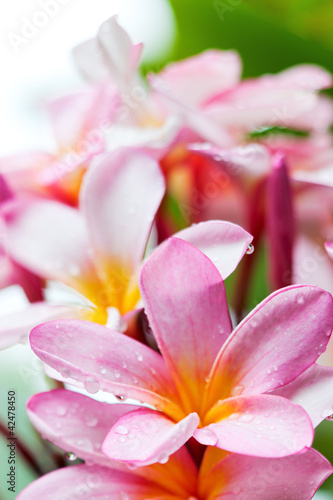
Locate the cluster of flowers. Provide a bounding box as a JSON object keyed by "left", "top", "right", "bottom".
{"left": 1, "top": 16, "right": 333, "bottom": 499}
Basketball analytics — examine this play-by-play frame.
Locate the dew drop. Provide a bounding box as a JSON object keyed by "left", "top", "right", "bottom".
{"left": 56, "top": 406, "right": 67, "bottom": 417}
{"left": 115, "top": 395, "right": 125, "bottom": 401}
{"left": 84, "top": 416, "right": 98, "bottom": 428}
{"left": 115, "top": 425, "right": 128, "bottom": 435}
{"left": 136, "top": 353, "right": 143, "bottom": 362}
{"left": 246, "top": 244, "right": 254, "bottom": 255}
{"left": 60, "top": 368, "right": 72, "bottom": 379}
{"left": 84, "top": 377, "right": 100, "bottom": 394}
{"left": 217, "top": 324, "right": 225, "bottom": 334}
{"left": 158, "top": 453, "right": 169, "bottom": 464}
{"left": 231, "top": 385, "right": 244, "bottom": 397}
{"left": 65, "top": 452, "right": 77, "bottom": 461}
{"left": 114, "top": 370, "right": 120, "bottom": 379}
{"left": 296, "top": 293, "right": 305, "bottom": 305}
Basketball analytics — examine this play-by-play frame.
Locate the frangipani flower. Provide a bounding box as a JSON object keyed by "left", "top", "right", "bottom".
{"left": 29, "top": 238, "right": 333, "bottom": 465}
{"left": 0, "top": 148, "right": 253, "bottom": 348}
{"left": 17, "top": 389, "right": 332, "bottom": 500}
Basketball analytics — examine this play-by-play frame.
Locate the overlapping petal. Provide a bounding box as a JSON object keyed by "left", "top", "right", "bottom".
{"left": 27, "top": 389, "right": 140, "bottom": 468}
{"left": 0, "top": 303, "right": 93, "bottom": 350}
{"left": 81, "top": 148, "right": 165, "bottom": 285}
{"left": 16, "top": 464, "right": 167, "bottom": 500}
{"left": 196, "top": 395, "right": 313, "bottom": 458}
{"left": 204, "top": 284, "right": 333, "bottom": 407}
{"left": 30, "top": 319, "right": 180, "bottom": 416}
{"left": 175, "top": 220, "right": 253, "bottom": 279}
{"left": 200, "top": 448, "right": 332, "bottom": 500}
{"left": 140, "top": 238, "right": 232, "bottom": 406}
{"left": 102, "top": 408, "right": 199, "bottom": 466}
{"left": 273, "top": 363, "right": 333, "bottom": 427}
{"left": 1, "top": 198, "right": 101, "bottom": 301}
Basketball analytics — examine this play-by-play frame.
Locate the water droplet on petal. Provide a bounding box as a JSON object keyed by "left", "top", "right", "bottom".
{"left": 84, "top": 377, "right": 100, "bottom": 394}
{"left": 231, "top": 385, "right": 244, "bottom": 397}
{"left": 84, "top": 416, "right": 98, "bottom": 428}
{"left": 56, "top": 405, "right": 67, "bottom": 417}
{"left": 246, "top": 244, "right": 254, "bottom": 255}
{"left": 158, "top": 453, "right": 169, "bottom": 464}
{"left": 217, "top": 324, "right": 225, "bottom": 334}
{"left": 115, "top": 395, "right": 125, "bottom": 401}
{"left": 65, "top": 452, "right": 77, "bottom": 461}
{"left": 322, "top": 408, "right": 333, "bottom": 420}
{"left": 126, "top": 463, "right": 137, "bottom": 470}
{"left": 136, "top": 353, "right": 143, "bottom": 362}
{"left": 296, "top": 292, "right": 305, "bottom": 305}
{"left": 115, "top": 425, "right": 128, "bottom": 435}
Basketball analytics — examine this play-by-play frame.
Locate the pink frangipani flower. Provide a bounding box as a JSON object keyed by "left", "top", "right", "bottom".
{"left": 0, "top": 148, "right": 252, "bottom": 348}
{"left": 29, "top": 238, "right": 333, "bottom": 465}
{"left": 17, "top": 389, "right": 332, "bottom": 500}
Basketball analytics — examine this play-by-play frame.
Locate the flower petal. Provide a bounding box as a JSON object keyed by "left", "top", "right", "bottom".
{"left": 200, "top": 448, "right": 332, "bottom": 500}
{"left": 140, "top": 237, "right": 232, "bottom": 409}
{"left": 102, "top": 408, "right": 199, "bottom": 466}
{"left": 30, "top": 320, "right": 179, "bottom": 417}
{"left": 81, "top": 148, "right": 165, "bottom": 286}
{"left": 27, "top": 389, "right": 140, "bottom": 467}
{"left": 266, "top": 154, "right": 294, "bottom": 289}
{"left": 174, "top": 220, "right": 253, "bottom": 279}
{"left": 205, "top": 285, "right": 333, "bottom": 406}
{"left": 325, "top": 241, "right": 333, "bottom": 260}
{"left": 2, "top": 199, "right": 101, "bottom": 302}
{"left": 272, "top": 363, "right": 333, "bottom": 427}
{"left": 159, "top": 49, "right": 241, "bottom": 107}
{"left": 17, "top": 464, "right": 167, "bottom": 500}
{"left": 73, "top": 16, "right": 142, "bottom": 88}
{"left": 0, "top": 303, "right": 92, "bottom": 350}
{"left": 196, "top": 395, "right": 313, "bottom": 458}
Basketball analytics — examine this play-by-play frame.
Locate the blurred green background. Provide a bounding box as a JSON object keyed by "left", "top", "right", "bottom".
{"left": 1, "top": 1, "right": 332, "bottom": 498}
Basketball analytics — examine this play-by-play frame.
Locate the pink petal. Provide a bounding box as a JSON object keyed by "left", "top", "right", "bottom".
{"left": 293, "top": 236, "right": 333, "bottom": 296}
{"left": 277, "top": 64, "right": 333, "bottom": 90}
{"left": 30, "top": 320, "right": 179, "bottom": 415}
{"left": 0, "top": 151, "right": 54, "bottom": 192}
{"left": 195, "top": 395, "right": 313, "bottom": 458}
{"left": 204, "top": 83, "right": 316, "bottom": 130}
{"left": 27, "top": 389, "right": 140, "bottom": 467}
{"left": 266, "top": 154, "right": 294, "bottom": 289}
{"left": 272, "top": 363, "right": 333, "bottom": 427}
{"left": 17, "top": 464, "right": 166, "bottom": 499}
{"left": 206, "top": 285, "right": 333, "bottom": 404}
{"left": 293, "top": 165, "right": 333, "bottom": 189}
{"left": 189, "top": 143, "right": 271, "bottom": 177}
{"left": 102, "top": 408, "right": 199, "bottom": 466}
{"left": 46, "top": 84, "right": 116, "bottom": 155}
{"left": 81, "top": 148, "right": 165, "bottom": 281}
{"left": 174, "top": 220, "right": 253, "bottom": 279}
{"left": 0, "top": 303, "right": 92, "bottom": 350}
{"left": 73, "top": 16, "right": 142, "bottom": 88}
{"left": 326, "top": 242, "right": 333, "bottom": 260}
{"left": 202, "top": 448, "right": 332, "bottom": 500}
{"left": 159, "top": 49, "right": 241, "bottom": 107}
{"left": 2, "top": 199, "right": 101, "bottom": 301}
{"left": 140, "top": 237, "right": 232, "bottom": 402}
